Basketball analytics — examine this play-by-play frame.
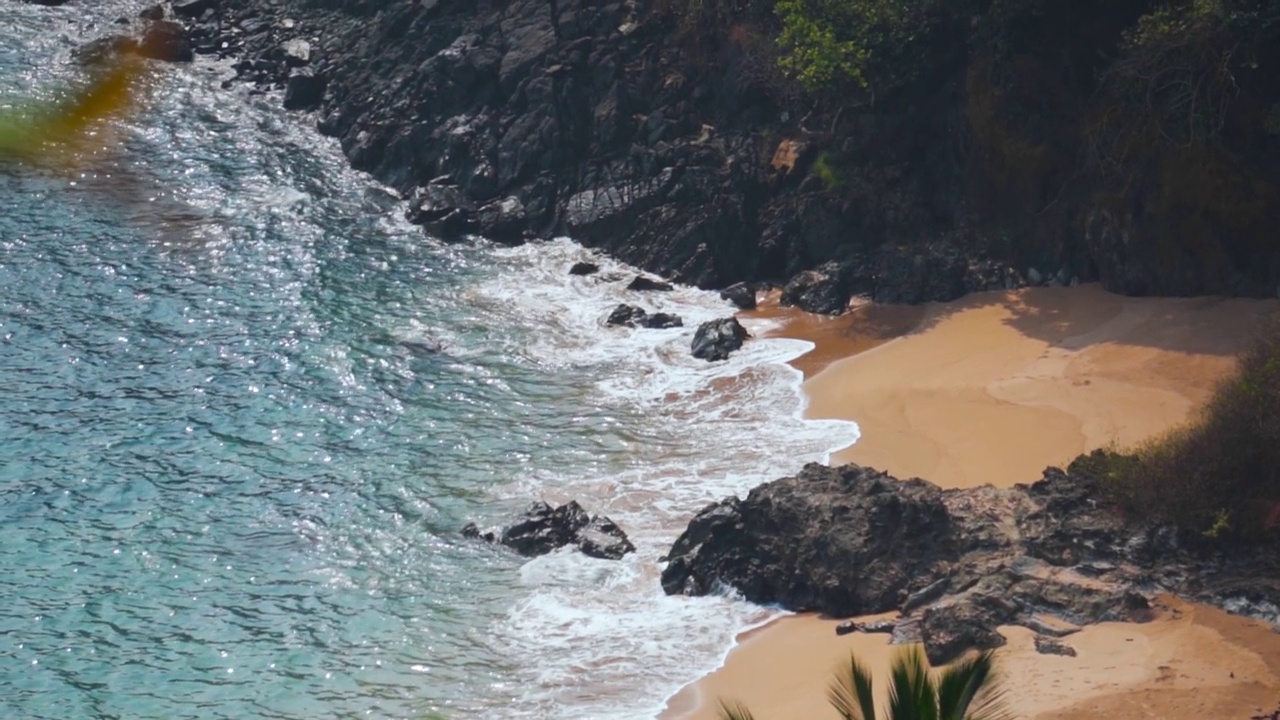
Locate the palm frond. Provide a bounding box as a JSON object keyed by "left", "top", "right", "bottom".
{"left": 886, "top": 645, "right": 938, "bottom": 720}
{"left": 828, "top": 652, "right": 878, "bottom": 720}
{"left": 936, "top": 650, "right": 1012, "bottom": 720}
{"left": 717, "top": 698, "right": 758, "bottom": 720}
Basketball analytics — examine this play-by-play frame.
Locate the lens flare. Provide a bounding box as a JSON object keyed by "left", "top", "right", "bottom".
{"left": 0, "top": 48, "right": 151, "bottom": 168}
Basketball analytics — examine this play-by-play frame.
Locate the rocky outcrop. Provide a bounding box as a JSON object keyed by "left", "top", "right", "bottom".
{"left": 464, "top": 500, "right": 635, "bottom": 561}
{"left": 690, "top": 317, "right": 748, "bottom": 361}
{"left": 663, "top": 464, "right": 955, "bottom": 613}
{"left": 662, "top": 455, "right": 1280, "bottom": 664}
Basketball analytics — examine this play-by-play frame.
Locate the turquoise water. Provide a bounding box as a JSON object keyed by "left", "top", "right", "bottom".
{"left": 0, "top": 5, "right": 858, "bottom": 719}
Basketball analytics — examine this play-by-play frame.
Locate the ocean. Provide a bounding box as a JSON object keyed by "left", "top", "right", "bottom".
{"left": 0, "top": 4, "right": 858, "bottom": 718}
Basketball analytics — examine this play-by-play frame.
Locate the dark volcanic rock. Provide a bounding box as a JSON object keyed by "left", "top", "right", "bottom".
{"left": 577, "top": 516, "right": 636, "bottom": 560}
{"left": 139, "top": 20, "right": 194, "bottom": 63}
{"left": 627, "top": 276, "right": 674, "bottom": 292}
{"left": 921, "top": 602, "right": 1009, "bottom": 665}
{"left": 1034, "top": 635, "right": 1078, "bottom": 657}
{"left": 201, "top": 0, "right": 1280, "bottom": 345}
{"left": 662, "top": 451, "right": 1280, "bottom": 662}
{"left": 690, "top": 317, "right": 748, "bottom": 361}
{"left": 781, "top": 262, "right": 850, "bottom": 315}
{"left": 470, "top": 500, "right": 635, "bottom": 560}
{"left": 606, "top": 304, "right": 683, "bottom": 329}
{"left": 172, "top": 0, "right": 218, "bottom": 19}
{"left": 569, "top": 262, "right": 600, "bottom": 276}
{"left": 607, "top": 304, "right": 647, "bottom": 327}
{"left": 283, "top": 69, "right": 326, "bottom": 111}
{"left": 719, "top": 282, "right": 757, "bottom": 310}
{"left": 646, "top": 312, "right": 684, "bottom": 329}
{"left": 500, "top": 500, "right": 589, "bottom": 557}
{"left": 475, "top": 196, "right": 528, "bottom": 244}
{"left": 661, "top": 464, "right": 956, "bottom": 615}
{"left": 405, "top": 184, "right": 472, "bottom": 226}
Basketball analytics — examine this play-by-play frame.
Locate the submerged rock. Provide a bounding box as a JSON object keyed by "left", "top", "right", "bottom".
{"left": 569, "top": 261, "right": 600, "bottom": 276}
{"left": 465, "top": 500, "right": 635, "bottom": 560}
{"left": 690, "top": 317, "right": 748, "bottom": 361}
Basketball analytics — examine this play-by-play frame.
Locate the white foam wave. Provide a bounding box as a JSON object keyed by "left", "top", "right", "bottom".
{"left": 448, "top": 238, "right": 859, "bottom": 718}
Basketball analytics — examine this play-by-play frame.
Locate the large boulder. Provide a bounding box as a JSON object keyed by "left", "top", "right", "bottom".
{"left": 690, "top": 317, "right": 748, "bottom": 361}
{"left": 661, "top": 464, "right": 958, "bottom": 616}
{"left": 780, "top": 262, "right": 850, "bottom": 315}
{"left": 464, "top": 500, "right": 635, "bottom": 560}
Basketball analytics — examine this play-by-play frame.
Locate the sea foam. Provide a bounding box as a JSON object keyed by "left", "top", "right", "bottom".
{"left": 450, "top": 237, "right": 859, "bottom": 718}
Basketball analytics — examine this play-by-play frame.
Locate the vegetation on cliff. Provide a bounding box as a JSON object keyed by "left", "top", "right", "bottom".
{"left": 661, "top": 0, "right": 1280, "bottom": 297}
{"left": 1093, "top": 317, "right": 1280, "bottom": 541}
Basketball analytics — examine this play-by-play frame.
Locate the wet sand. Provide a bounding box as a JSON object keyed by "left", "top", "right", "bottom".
{"left": 663, "top": 285, "right": 1280, "bottom": 720}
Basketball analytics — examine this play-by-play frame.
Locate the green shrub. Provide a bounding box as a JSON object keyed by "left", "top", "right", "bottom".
{"left": 812, "top": 151, "right": 845, "bottom": 190}
{"left": 773, "top": 0, "right": 945, "bottom": 93}
{"left": 1100, "top": 316, "right": 1280, "bottom": 540}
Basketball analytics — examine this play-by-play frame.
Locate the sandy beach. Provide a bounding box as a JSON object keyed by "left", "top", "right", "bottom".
{"left": 664, "top": 284, "right": 1279, "bottom": 720}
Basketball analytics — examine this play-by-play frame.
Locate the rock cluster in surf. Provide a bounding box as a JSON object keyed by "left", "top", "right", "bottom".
{"left": 464, "top": 500, "right": 636, "bottom": 561}
{"left": 661, "top": 454, "right": 1280, "bottom": 664}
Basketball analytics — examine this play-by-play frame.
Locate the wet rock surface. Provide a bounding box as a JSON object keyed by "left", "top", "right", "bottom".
{"left": 662, "top": 453, "right": 1280, "bottom": 664}
{"left": 690, "top": 317, "right": 748, "bottom": 361}
{"left": 719, "top": 282, "right": 757, "bottom": 310}
{"left": 606, "top": 303, "right": 682, "bottom": 329}
{"left": 464, "top": 500, "right": 635, "bottom": 561}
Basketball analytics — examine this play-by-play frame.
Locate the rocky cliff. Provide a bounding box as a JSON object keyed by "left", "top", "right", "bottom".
{"left": 165, "top": 0, "right": 1280, "bottom": 311}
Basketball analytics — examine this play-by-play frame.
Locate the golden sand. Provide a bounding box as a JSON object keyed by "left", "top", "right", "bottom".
{"left": 664, "top": 285, "right": 1279, "bottom": 720}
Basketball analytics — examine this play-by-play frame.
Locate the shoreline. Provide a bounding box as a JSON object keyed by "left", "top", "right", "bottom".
{"left": 663, "top": 284, "right": 1280, "bottom": 720}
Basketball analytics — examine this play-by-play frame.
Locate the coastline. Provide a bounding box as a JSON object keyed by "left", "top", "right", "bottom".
{"left": 664, "top": 284, "right": 1280, "bottom": 720}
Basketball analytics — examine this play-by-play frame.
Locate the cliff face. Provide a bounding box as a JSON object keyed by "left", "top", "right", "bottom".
{"left": 198, "top": 0, "right": 1280, "bottom": 302}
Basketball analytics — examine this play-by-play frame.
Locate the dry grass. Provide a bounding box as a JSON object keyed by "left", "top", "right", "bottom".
{"left": 1101, "top": 315, "right": 1280, "bottom": 540}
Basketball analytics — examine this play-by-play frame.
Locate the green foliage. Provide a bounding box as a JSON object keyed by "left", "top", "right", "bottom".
{"left": 776, "top": 0, "right": 869, "bottom": 90}
{"left": 718, "top": 645, "right": 1009, "bottom": 720}
{"left": 773, "top": 0, "right": 940, "bottom": 93}
{"left": 1098, "top": 317, "right": 1280, "bottom": 540}
{"left": 813, "top": 151, "right": 845, "bottom": 191}
{"left": 1203, "top": 509, "right": 1232, "bottom": 539}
